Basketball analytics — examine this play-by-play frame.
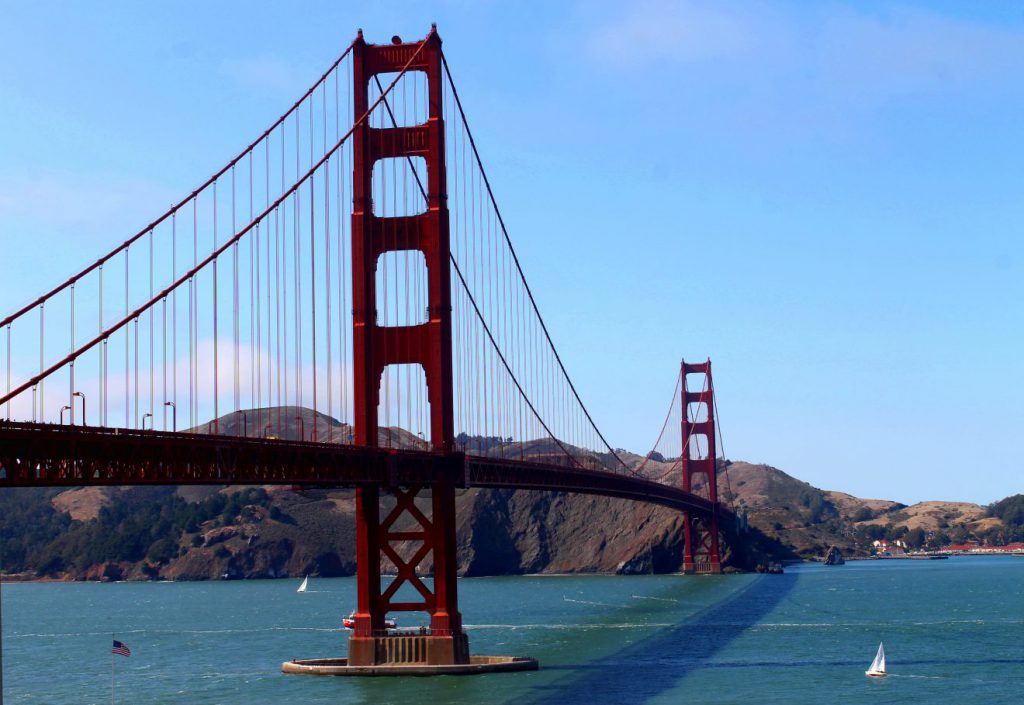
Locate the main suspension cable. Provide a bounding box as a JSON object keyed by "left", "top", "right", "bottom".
{"left": 440, "top": 50, "right": 628, "bottom": 471}
{"left": 0, "top": 43, "right": 427, "bottom": 411}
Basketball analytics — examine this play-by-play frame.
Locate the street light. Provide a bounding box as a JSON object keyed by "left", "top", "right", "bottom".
{"left": 73, "top": 391, "right": 86, "bottom": 426}
{"left": 59, "top": 405, "right": 71, "bottom": 425}
{"left": 142, "top": 412, "right": 154, "bottom": 430}
{"left": 164, "top": 401, "right": 176, "bottom": 432}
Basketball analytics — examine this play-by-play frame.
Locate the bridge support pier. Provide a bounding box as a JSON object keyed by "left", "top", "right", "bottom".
{"left": 348, "top": 480, "right": 469, "bottom": 667}
{"left": 683, "top": 513, "right": 722, "bottom": 575}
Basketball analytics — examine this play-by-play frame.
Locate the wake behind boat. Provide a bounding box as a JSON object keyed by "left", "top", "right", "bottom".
{"left": 865, "top": 642, "right": 886, "bottom": 677}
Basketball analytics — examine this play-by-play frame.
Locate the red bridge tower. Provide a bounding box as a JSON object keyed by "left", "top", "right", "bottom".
{"left": 349, "top": 28, "right": 467, "bottom": 666}
{"left": 681, "top": 359, "right": 722, "bottom": 574}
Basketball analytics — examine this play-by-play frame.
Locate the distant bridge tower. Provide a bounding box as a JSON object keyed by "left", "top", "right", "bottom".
{"left": 349, "top": 27, "right": 468, "bottom": 666}
{"left": 681, "top": 359, "right": 722, "bottom": 574}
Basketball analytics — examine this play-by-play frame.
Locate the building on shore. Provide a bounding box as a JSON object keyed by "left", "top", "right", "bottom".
{"left": 872, "top": 539, "right": 907, "bottom": 556}
{"left": 945, "top": 542, "right": 1024, "bottom": 554}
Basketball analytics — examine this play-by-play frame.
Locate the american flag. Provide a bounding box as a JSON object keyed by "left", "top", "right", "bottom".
{"left": 111, "top": 640, "right": 131, "bottom": 657}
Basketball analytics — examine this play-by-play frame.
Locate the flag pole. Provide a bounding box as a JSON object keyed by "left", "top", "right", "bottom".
{"left": 111, "top": 635, "right": 115, "bottom": 705}
{"left": 1, "top": 549, "right": 5, "bottom": 705}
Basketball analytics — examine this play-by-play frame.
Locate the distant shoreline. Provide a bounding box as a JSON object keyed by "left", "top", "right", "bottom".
{"left": 811, "top": 552, "right": 1024, "bottom": 563}
{"left": 4, "top": 553, "right": 1024, "bottom": 584}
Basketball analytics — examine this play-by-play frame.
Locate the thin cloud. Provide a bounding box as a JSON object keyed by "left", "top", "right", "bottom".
{"left": 815, "top": 5, "right": 1024, "bottom": 99}
{"left": 219, "top": 55, "right": 308, "bottom": 98}
{"left": 585, "top": 0, "right": 765, "bottom": 66}
{"left": 578, "top": 1, "right": 1024, "bottom": 151}
{"left": 0, "top": 170, "right": 175, "bottom": 231}
{"left": 585, "top": 1, "right": 1024, "bottom": 99}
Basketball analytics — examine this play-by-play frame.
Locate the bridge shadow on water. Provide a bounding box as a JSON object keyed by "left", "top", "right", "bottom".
{"left": 516, "top": 573, "right": 799, "bottom": 705}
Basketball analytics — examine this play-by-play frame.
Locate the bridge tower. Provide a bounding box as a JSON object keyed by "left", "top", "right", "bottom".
{"left": 349, "top": 28, "right": 468, "bottom": 666}
{"left": 681, "top": 359, "right": 722, "bottom": 574}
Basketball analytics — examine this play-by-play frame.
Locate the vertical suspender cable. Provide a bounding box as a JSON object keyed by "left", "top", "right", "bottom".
{"left": 5, "top": 324, "right": 10, "bottom": 420}
{"left": 213, "top": 181, "right": 219, "bottom": 430}
{"left": 343, "top": 61, "right": 350, "bottom": 430}
{"left": 124, "top": 250, "right": 129, "bottom": 427}
{"left": 162, "top": 295, "right": 167, "bottom": 430}
{"left": 134, "top": 316, "right": 139, "bottom": 428}
{"left": 172, "top": 210, "right": 177, "bottom": 429}
{"left": 334, "top": 68, "right": 345, "bottom": 432}
{"left": 190, "top": 198, "right": 197, "bottom": 429}
{"left": 69, "top": 283, "right": 75, "bottom": 424}
{"left": 149, "top": 230, "right": 154, "bottom": 425}
{"left": 310, "top": 97, "right": 319, "bottom": 441}
{"left": 280, "top": 132, "right": 287, "bottom": 429}
{"left": 232, "top": 166, "right": 239, "bottom": 423}
{"left": 295, "top": 114, "right": 302, "bottom": 419}
{"left": 325, "top": 85, "right": 333, "bottom": 431}
{"left": 37, "top": 303, "right": 43, "bottom": 422}
{"left": 255, "top": 219, "right": 262, "bottom": 422}
{"left": 296, "top": 145, "right": 302, "bottom": 422}
{"left": 99, "top": 264, "right": 104, "bottom": 425}
{"left": 250, "top": 152, "right": 256, "bottom": 415}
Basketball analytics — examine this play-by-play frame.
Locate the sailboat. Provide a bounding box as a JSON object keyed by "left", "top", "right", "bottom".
{"left": 865, "top": 642, "right": 886, "bottom": 677}
{"left": 297, "top": 576, "right": 309, "bottom": 593}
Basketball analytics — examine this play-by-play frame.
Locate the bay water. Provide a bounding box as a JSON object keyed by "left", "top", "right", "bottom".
{"left": 3, "top": 556, "right": 1022, "bottom": 703}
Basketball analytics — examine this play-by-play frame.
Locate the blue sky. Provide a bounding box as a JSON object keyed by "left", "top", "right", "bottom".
{"left": 1, "top": 1, "right": 1022, "bottom": 504}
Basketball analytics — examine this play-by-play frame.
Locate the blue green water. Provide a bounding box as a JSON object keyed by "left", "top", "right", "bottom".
{"left": 3, "top": 556, "right": 1023, "bottom": 704}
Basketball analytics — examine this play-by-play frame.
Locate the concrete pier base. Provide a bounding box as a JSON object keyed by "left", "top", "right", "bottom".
{"left": 684, "top": 560, "right": 722, "bottom": 575}
{"left": 281, "top": 655, "right": 538, "bottom": 676}
{"left": 283, "top": 632, "right": 537, "bottom": 676}
{"left": 347, "top": 633, "right": 469, "bottom": 666}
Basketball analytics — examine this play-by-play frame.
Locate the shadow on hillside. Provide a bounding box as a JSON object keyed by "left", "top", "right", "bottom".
{"left": 515, "top": 573, "right": 798, "bottom": 705}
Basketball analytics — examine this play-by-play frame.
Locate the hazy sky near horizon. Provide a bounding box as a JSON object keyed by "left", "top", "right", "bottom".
{"left": 1, "top": 1, "right": 1022, "bottom": 505}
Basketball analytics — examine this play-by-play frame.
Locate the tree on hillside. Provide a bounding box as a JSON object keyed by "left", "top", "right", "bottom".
{"left": 904, "top": 527, "right": 926, "bottom": 549}
{"left": 988, "top": 494, "right": 1024, "bottom": 527}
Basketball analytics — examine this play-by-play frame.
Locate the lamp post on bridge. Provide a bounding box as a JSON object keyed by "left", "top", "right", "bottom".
{"left": 73, "top": 391, "right": 86, "bottom": 426}
{"left": 164, "top": 401, "right": 176, "bottom": 432}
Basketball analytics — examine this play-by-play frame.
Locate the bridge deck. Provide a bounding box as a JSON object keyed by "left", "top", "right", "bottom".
{"left": 0, "top": 422, "right": 721, "bottom": 516}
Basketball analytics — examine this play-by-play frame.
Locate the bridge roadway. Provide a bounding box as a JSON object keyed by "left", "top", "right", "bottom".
{"left": 0, "top": 421, "right": 723, "bottom": 517}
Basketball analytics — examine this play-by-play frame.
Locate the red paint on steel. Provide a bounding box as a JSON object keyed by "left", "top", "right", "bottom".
{"left": 0, "top": 51, "right": 420, "bottom": 414}
{"left": 350, "top": 27, "right": 462, "bottom": 642}
{"left": 681, "top": 359, "right": 722, "bottom": 574}
{"left": 0, "top": 41, "right": 360, "bottom": 332}
{"left": 0, "top": 421, "right": 726, "bottom": 517}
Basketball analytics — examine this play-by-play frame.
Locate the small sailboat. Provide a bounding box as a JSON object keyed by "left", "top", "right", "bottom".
{"left": 865, "top": 642, "right": 886, "bottom": 677}
{"left": 297, "top": 576, "right": 309, "bottom": 593}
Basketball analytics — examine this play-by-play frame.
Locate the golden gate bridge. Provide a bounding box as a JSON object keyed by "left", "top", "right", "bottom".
{"left": 0, "top": 26, "right": 737, "bottom": 672}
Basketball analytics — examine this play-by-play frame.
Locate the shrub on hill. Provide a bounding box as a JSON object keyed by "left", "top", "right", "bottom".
{"left": 987, "top": 494, "right": 1024, "bottom": 528}
{"left": 0, "top": 487, "right": 275, "bottom": 576}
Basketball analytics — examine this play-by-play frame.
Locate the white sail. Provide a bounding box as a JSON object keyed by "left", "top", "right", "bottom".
{"left": 867, "top": 642, "right": 886, "bottom": 675}
{"left": 297, "top": 576, "right": 309, "bottom": 593}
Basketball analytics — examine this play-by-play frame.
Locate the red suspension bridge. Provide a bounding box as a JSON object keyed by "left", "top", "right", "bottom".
{"left": 0, "top": 27, "right": 737, "bottom": 669}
